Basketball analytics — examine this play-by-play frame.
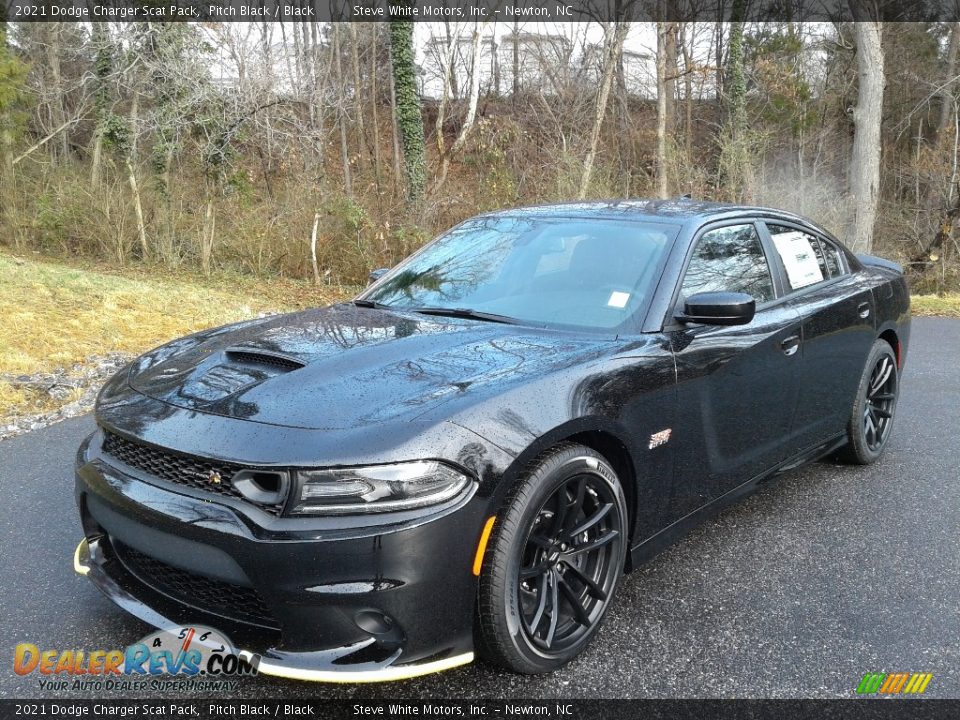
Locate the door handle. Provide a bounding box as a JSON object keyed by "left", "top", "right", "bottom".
{"left": 858, "top": 302, "right": 871, "bottom": 319}
{"left": 780, "top": 335, "right": 801, "bottom": 356}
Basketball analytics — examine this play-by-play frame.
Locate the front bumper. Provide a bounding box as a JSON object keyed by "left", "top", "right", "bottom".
{"left": 75, "top": 430, "right": 493, "bottom": 682}
{"left": 73, "top": 538, "right": 473, "bottom": 682}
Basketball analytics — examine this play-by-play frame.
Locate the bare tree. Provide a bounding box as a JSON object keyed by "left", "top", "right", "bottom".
{"left": 349, "top": 23, "right": 368, "bottom": 174}
{"left": 331, "top": 24, "right": 353, "bottom": 196}
{"left": 369, "top": 26, "right": 384, "bottom": 194}
{"left": 579, "top": 21, "right": 629, "bottom": 199}
{"left": 45, "top": 23, "right": 69, "bottom": 163}
{"left": 126, "top": 90, "right": 149, "bottom": 261}
{"left": 388, "top": 44, "right": 404, "bottom": 190}
{"left": 88, "top": 21, "right": 111, "bottom": 186}
{"left": 847, "top": 15, "right": 885, "bottom": 253}
{"left": 655, "top": 21, "right": 677, "bottom": 199}
{"left": 433, "top": 22, "right": 492, "bottom": 193}
{"left": 937, "top": 22, "right": 960, "bottom": 139}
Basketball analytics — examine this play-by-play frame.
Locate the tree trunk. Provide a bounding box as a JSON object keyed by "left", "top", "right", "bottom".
{"left": 579, "top": 22, "right": 629, "bottom": 200}
{"left": 389, "top": 9, "right": 427, "bottom": 202}
{"left": 260, "top": 22, "right": 278, "bottom": 179}
{"left": 310, "top": 211, "right": 321, "bottom": 284}
{"left": 434, "top": 29, "right": 457, "bottom": 159}
{"left": 388, "top": 43, "right": 404, "bottom": 191}
{"left": 847, "top": 20, "right": 885, "bottom": 254}
{"left": 90, "top": 134, "right": 104, "bottom": 187}
{"left": 664, "top": 22, "right": 678, "bottom": 136}
{"left": 89, "top": 21, "right": 110, "bottom": 186}
{"left": 127, "top": 158, "right": 148, "bottom": 262}
{"left": 727, "top": 10, "right": 747, "bottom": 141}
{"left": 0, "top": 119, "right": 12, "bottom": 216}
{"left": 655, "top": 22, "right": 671, "bottom": 199}
{"left": 614, "top": 42, "right": 633, "bottom": 196}
{"left": 444, "top": 20, "right": 459, "bottom": 100}
{"left": 713, "top": 14, "right": 725, "bottom": 130}
{"left": 512, "top": 19, "right": 519, "bottom": 103}
{"left": 46, "top": 23, "right": 69, "bottom": 164}
{"left": 681, "top": 26, "right": 694, "bottom": 167}
{"left": 938, "top": 22, "right": 960, "bottom": 138}
{"left": 291, "top": 18, "right": 303, "bottom": 93}
{"left": 161, "top": 142, "right": 175, "bottom": 263}
{"left": 127, "top": 93, "right": 148, "bottom": 261}
{"left": 719, "top": 1, "right": 753, "bottom": 202}
{"left": 278, "top": 22, "right": 297, "bottom": 97}
{"left": 300, "top": 21, "right": 312, "bottom": 95}
{"left": 349, "top": 23, "right": 368, "bottom": 173}
{"left": 370, "top": 26, "right": 383, "bottom": 194}
{"left": 0, "top": 23, "right": 19, "bottom": 224}
{"left": 435, "top": 23, "right": 487, "bottom": 193}
{"left": 915, "top": 89, "right": 960, "bottom": 271}
{"left": 201, "top": 196, "right": 215, "bottom": 275}
{"left": 331, "top": 24, "right": 353, "bottom": 196}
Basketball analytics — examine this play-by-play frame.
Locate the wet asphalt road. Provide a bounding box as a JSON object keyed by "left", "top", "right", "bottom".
{"left": 1, "top": 317, "right": 957, "bottom": 699}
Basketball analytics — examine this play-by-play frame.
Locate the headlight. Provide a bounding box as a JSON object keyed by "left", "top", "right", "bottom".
{"left": 290, "top": 461, "right": 471, "bottom": 516}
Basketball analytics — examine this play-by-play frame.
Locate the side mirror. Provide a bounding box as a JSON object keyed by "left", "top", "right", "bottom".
{"left": 368, "top": 267, "right": 389, "bottom": 285}
{"left": 678, "top": 291, "right": 756, "bottom": 326}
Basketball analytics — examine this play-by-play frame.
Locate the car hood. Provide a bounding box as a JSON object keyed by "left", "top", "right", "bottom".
{"left": 126, "top": 304, "right": 615, "bottom": 430}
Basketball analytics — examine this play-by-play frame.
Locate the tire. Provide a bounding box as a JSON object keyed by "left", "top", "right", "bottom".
{"left": 476, "top": 443, "right": 628, "bottom": 674}
{"left": 838, "top": 339, "right": 900, "bottom": 465}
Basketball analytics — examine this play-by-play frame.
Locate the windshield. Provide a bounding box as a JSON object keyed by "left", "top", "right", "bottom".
{"left": 361, "top": 216, "right": 676, "bottom": 331}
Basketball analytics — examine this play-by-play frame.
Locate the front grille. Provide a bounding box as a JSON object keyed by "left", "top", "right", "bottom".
{"left": 101, "top": 431, "right": 285, "bottom": 515}
{"left": 114, "top": 541, "right": 278, "bottom": 629}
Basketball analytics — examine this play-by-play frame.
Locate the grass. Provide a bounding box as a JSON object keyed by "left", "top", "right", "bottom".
{"left": 910, "top": 294, "right": 960, "bottom": 318}
{"left": 0, "top": 251, "right": 351, "bottom": 418}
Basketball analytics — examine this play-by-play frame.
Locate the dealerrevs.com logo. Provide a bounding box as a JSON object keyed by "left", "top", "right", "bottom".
{"left": 13, "top": 625, "right": 259, "bottom": 692}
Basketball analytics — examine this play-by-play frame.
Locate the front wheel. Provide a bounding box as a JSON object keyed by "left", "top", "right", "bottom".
{"left": 476, "top": 443, "right": 628, "bottom": 674}
{"left": 839, "top": 339, "right": 900, "bottom": 464}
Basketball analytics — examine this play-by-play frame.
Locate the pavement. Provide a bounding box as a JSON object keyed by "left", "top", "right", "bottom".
{"left": 1, "top": 317, "right": 957, "bottom": 699}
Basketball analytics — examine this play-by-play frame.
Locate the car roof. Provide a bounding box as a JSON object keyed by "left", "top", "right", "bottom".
{"left": 479, "top": 198, "right": 814, "bottom": 228}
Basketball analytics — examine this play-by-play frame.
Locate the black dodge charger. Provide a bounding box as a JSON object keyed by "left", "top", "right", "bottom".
{"left": 75, "top": 199, "right": 910, "bottom": 681}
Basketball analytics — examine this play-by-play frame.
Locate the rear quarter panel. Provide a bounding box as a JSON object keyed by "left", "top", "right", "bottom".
{"left": 859, "top": 255, "right": 912, "bottom": 367}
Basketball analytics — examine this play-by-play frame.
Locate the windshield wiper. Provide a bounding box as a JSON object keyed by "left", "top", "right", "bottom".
{"left": 351, "top": 299, "right": 391, "bottom": 309}
{"left": 409, "top": 307, "right": 518, "bottom": 325}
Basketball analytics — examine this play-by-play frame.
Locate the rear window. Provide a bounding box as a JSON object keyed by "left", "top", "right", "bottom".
{"left": 766, "top": 224, "right": 844, "bottom": 291}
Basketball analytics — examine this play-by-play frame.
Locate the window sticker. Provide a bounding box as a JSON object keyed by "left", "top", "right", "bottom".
{"left": 607, "top": 291, "right": 630, "bottom": 308}
{"left": 771, "top": 231, "right": 824, "bottom": 289}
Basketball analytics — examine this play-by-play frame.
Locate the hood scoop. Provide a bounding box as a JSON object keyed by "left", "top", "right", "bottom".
{"left": 172, "top": 349, "right": 306, "bottom": 406}
{"left": 225, "top": 348, "right": 306, "bottom": 372}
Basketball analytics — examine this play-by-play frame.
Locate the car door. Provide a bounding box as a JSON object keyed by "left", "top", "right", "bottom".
{"left": 668, "top": 221, "right": 803, "bottom": 522}
{"left": 760, "top": 222, "right": 877, "bottom": 449}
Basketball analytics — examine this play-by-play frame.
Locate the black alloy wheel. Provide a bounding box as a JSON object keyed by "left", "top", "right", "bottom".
{"left": 840, "top": 339, "right": 900, "bottom": 464}
{"left": 863, "top": 352, "right": 897, "bottom": 452}
{"left": 477, "top": 443, "right": 628, "bottom": 673}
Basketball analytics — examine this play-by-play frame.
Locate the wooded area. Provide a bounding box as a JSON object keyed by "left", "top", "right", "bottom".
{"left": 1, "top": 17, "right": 959, "bottom": 293}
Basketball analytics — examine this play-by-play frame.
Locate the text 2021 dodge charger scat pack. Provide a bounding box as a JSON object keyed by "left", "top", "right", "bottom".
{"left": 74, "top": 200, "right": 910, "bottom": 681}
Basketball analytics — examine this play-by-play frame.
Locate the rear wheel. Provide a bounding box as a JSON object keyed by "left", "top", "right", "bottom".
{"left": 839, "top": 340, "right": 899, "bottom": 464}
{"left": 477, "top": 444, "right": 627, "bottom": 674}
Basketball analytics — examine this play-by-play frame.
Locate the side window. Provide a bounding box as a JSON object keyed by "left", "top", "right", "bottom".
{"left": 818, "top": 237, "right": 845, "bottom": 278}
{"left": 681, "top": 224, "right": 775, "bottom": 303}
{"left": 767, "top": 224, "right": 842, "bottom": 290}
